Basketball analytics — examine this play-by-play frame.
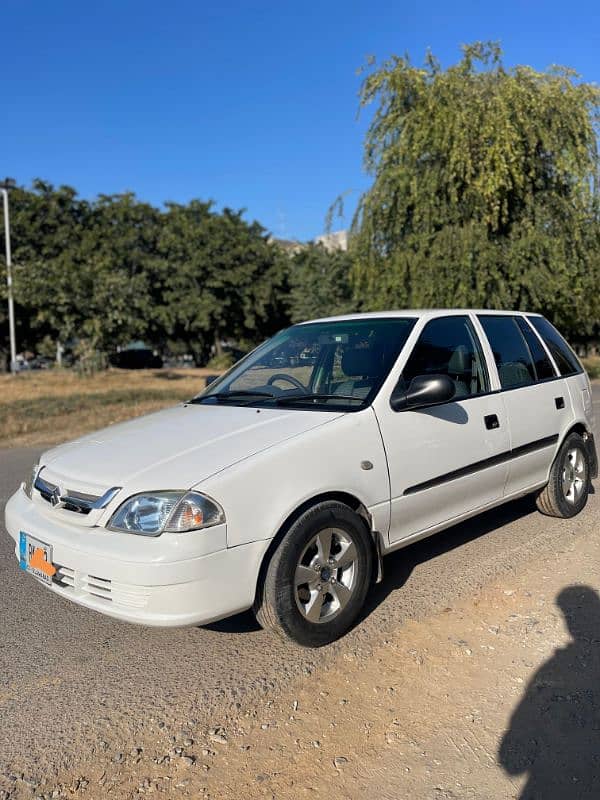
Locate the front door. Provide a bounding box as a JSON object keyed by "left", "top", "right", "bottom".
{"left": 375, "top": 315, "right": 510, "bottom": 544}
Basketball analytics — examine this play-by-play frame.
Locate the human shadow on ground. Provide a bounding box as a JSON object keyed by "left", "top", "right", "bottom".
{"left": 499, "top": 585, "right": 600, "bottom": 799}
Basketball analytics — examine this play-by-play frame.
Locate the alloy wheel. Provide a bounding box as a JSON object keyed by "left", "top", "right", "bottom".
{"left": 562, "top": 447, "right": 587, "bottom": 504}
{"left": 293, "top": 528, "right": 358, "bottom": 624}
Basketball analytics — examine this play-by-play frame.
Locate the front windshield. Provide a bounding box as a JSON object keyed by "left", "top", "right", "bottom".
{"left": 195, "top": 317, "right": 416, "bottom": 410}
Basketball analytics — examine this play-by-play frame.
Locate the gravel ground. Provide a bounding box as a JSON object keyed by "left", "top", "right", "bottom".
{"left": 0, "top": 385, "right": 598, "bottom": 798}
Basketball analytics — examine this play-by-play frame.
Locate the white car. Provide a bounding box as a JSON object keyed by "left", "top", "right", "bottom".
{"left": 5, "top": 310, "right": 597, "bottom": 646}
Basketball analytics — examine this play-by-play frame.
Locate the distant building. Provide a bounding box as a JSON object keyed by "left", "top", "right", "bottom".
{"left": 314, "top": 230, "right": 348, "bottom": 252}
{"left": 268, "top": 236, "right": 305, "bottom": 255}
{"left": 268, "top": 229, "right": 348, "bottom": 254}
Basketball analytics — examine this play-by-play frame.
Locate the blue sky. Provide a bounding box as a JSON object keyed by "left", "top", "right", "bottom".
{"left": 3, "top": 0, "right": 600, "bottom": 240}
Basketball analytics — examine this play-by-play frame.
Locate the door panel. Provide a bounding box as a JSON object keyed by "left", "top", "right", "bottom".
{"left": 476, "top": 314, "right": 571, "bottom": 495}
{"left": 378, "top": 396, "right": 510, "bottom": 543}
{"left": 501, "top": 381, "right": 570, "bottom": 494}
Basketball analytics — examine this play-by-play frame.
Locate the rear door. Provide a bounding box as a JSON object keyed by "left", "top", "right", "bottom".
{"left": 475, "top": 314, "right": 571, "bottom": 496}
{"left": 375, "top": 314, "right": 510, "bottom": 545}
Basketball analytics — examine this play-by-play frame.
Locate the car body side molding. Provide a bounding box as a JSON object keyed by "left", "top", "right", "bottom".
{"left": 404, "top": 434, "right": 559, "bottom": 496}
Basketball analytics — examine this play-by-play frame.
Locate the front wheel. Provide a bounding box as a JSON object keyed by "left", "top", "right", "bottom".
{"left": 254, "top": 501, "right": 373, "bottom": 647}
{"left": 536, "top": 432, "right": 591, "bottom": 518}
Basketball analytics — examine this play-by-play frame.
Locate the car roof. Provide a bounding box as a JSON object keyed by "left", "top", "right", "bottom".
{"left": 298, "top": 309, "right": 543, "bottom": 325}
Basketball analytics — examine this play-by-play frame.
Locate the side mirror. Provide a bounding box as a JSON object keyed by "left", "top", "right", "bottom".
{"left": 390, "top": 374, "right": 456, "bottom": 412}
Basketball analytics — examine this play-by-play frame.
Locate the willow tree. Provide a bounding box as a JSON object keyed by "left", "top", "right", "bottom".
{"left": 351, "top": 43, "right": 600, "bottom": 338}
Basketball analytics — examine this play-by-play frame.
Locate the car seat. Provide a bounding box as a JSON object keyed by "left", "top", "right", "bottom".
{"left": 497, "top": 361, "right": 534, "bottom": 389}
{"left": 334, "top": 346, "right": 382, "bottom": 398}
{"left": 447, "top": 345, "right": 475, "bottom": 398}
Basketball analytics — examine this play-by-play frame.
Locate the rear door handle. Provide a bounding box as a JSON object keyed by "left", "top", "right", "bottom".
{"left": 484, "top": 414, "right": 500, "bottom": 430}
{"left": 555, "top": 396, "right": 565, "bottom": 410}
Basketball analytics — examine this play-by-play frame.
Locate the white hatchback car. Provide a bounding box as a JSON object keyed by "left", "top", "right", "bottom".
{"left": 5, "top": 310, "right": 597, "bottom": 646}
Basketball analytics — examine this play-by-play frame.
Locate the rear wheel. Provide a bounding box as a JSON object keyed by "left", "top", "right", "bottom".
{"left": 254, "top": 501, "right": 373, "bottom": 647}
{"left": 536, "top": 432, "right": 590, "bottom": 518}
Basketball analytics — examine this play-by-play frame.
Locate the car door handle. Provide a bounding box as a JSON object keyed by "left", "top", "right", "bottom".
{"left": 555, "top": 396, "right": 565, "bottom": 410}
{"left": 484, "top": 414, "right": 500, "bottom": 430}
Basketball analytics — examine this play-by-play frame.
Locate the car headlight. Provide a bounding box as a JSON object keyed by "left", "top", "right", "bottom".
{"left": 107, "top": 491, "right": 225, "bottom": 536}
{"left": 23, "top": 463, "right": 39, "bottom": 499}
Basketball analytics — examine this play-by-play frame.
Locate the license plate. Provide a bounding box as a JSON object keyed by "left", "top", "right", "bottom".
{"left": 19, "top": 532, "right": 56, "bottom": 586}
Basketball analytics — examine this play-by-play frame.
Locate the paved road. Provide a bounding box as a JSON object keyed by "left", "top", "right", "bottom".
{"left": 1, "top": 386, "right": 599, "bottom": 783}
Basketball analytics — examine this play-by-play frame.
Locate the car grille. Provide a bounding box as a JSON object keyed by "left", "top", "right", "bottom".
{"left": 52, "top": 564, "right": 150, "bottom": 610}
{"left": 38, "top": 481, "right": 98, "bottom": 514}
{"left": 34, "top": 470, "right": 120, "bottom": 516}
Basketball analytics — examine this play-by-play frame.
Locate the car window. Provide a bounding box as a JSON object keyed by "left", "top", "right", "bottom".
{"left": 199, "top": 317, "right": 416, "bottom": 410}
{"left": 478, "top": 316, "right": 536, "bottom": 389}
{"left": 401, "top": 316, "right": 489, "bottom": 399}
{"left": 527, "top": 316, "right": 582, "bottom": 376}
{"left": 515, "top": 317, "right": 556, "bottom": 380}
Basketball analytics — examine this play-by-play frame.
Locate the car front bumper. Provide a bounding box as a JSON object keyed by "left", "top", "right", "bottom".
{"left": 4, "top": 487, "right": 269, "bottom": 627}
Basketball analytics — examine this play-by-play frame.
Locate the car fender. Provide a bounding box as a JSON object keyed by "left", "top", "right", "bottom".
{"left": 196, "top": 408, "right": 391, "bottom": 549}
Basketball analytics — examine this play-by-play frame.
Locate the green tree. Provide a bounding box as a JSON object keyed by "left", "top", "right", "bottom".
{"left": 8, "top": 183, "right": 161, "bottom": 358}
{"left": 155, "top": 202, "right": 288, "bottom": 364}
{"left": 351, "top": 43, "right": 600, "bottom": 338}
{"left": 78, "top": 193, "right": 162, "bottom": 351}
{"left": 288, "top": 244, "right": 355, "bottom": 323}
{"left": 1, "top": 182, "right": 291, "bottom": 369}
{"left": 4, "top": 180, "right": 91, "bottom": 359}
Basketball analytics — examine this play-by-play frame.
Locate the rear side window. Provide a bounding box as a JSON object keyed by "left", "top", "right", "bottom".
{"left": 515, "top": 317, "right": 556, "bottom": 380}
{"left": 402, "top": 316, "right": 489, "bottom": 398}
{"left": 478, "top": 316, "right": 536, "bottom": 389}
{"left": 527, "top": 316, "right": 582, "bottom": 376}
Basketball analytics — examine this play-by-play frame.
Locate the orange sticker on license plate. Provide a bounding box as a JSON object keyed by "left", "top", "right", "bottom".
{"left": 19, "top": 532, "right": 56, "bottom": 585}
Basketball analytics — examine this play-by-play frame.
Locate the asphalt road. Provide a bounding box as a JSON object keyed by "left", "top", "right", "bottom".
{"left": 1, "top": 386, "right": 599, "bottom": 784}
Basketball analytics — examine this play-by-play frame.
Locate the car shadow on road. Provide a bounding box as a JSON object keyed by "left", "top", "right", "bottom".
{"left": 498, "top": 585, "right": 600, "bottom": 798}
{"left": 204, "top": 609, "right": 262, "bottom": 634}
{"left": 206, "top": 495, "right": 538, "bottom": 636}
{"left": 359, "top": 494, "right": 536, "bottom": 624}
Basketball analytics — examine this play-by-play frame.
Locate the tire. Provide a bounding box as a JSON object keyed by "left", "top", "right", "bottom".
{"left": 253, "top": 501, "right": 373, "bottom": 647}
{"left": 536, "top": 432, "right": 591, "bottom": 518}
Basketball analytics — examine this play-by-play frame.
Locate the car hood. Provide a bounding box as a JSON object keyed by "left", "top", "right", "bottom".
{"left": 40, "top": 403, "right": 343, "bottom": 494}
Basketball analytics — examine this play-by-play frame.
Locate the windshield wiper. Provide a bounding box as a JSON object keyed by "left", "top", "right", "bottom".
{"left": 190, "top": 390, "right": 275, "bottom": 404}
{"left": 190, "top": 391, "right": 364, "bottom": 407}
{"left": 274, "top": 393, "right": 364, "bottom": 405}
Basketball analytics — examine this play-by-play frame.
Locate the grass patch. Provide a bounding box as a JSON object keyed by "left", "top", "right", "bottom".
{"left": 0, "top": 389, "right": 189, "bottom": 441}
{"left": 0, "top": 368, "right": 221, "bottom": 448}
{"left": 582, "top": 357, "right": 600, "bottom": 380}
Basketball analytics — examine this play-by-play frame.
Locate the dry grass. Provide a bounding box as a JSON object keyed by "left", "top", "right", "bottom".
{"left": 0, "top": 368, "right": 222, "bottom": 449}
{"left": 582, "top": 356, "right": 600, "bottom": 380}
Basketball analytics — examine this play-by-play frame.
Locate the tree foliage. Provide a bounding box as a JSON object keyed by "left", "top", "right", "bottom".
{"left": 154, "top": 201, "right": 288, "bottom": 364}
{"left": 288, "top": 244, "right": 356, "bottom": 323}
{"left": 2, "top": 182, "right": 162, "bottom": 358}
{"left": 351, "top": 43, "right": 600, "bottom": 338}
{"left": 0, "top": 181, "right": 292, "bottom": 367}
